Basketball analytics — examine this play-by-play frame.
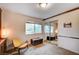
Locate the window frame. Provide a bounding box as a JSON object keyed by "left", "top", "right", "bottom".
{"left": 25, "top": 23, "right": 42, "bottom": 35}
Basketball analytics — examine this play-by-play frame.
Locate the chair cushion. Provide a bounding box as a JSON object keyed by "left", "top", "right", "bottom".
{"left": 13, "top": 38, "right": 24, "bottom": 47}
{"left": 19, "top": 43, "right": 28, "bottom": 49}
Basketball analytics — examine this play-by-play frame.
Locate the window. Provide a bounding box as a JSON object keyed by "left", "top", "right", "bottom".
{"left": 25, "top": 23, "right": 34, "bottom": 34}
{"left": 35, "top": 24, "right": 42, "bottom": 33}
{"left": 51, "top": 26, "right": 53, "bottom": 33}
{"left": 44, "top": 25, "right": 50, "bottom": 33}
{"left": 44, "top": 25, "right": 53, "bottom": 33}
{"left": 25, "top": 23, "right": 42, "bottom": 34}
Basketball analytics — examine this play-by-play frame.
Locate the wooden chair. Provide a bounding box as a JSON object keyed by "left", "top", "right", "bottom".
{"left": 12, "top": 38, "right": 28, "bottom": 55}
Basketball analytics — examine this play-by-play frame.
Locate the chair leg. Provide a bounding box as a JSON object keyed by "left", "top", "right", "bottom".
{"left": 27, "top": 45, "right": 29, "bottom": 48}
{"left": 18, "top": 48, "right": 20, "bottom": 55}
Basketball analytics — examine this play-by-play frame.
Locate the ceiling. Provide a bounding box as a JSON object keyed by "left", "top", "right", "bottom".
{"left": 0, "top": 3, "right": 79, "bottom": 19}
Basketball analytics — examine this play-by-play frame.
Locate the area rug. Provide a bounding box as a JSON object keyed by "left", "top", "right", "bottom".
{"left": 23, "top": 43, "right": 65, "bottom": 55}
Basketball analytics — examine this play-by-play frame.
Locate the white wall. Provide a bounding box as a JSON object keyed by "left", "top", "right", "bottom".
{"left": 2, "top": 8, "right": 45, "bottom": 42}
{"left": 58, "top": 9, "right": 79, "bottom": 54}
{"left": 45, "top": 9, "right": 79, "bottom": 54}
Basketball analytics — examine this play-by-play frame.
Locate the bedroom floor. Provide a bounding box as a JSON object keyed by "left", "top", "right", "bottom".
{"left": 22, "top": 41, "right": 78, "bottom": 55}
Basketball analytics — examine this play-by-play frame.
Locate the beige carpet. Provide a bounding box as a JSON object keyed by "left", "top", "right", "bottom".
{"left": 23, "top": 43, "right": 78, "bottom": 55}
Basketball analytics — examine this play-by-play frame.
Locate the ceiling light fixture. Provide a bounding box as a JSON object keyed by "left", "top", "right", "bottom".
{"left": 39, "top": 3, "right": 48, "bottom": 8}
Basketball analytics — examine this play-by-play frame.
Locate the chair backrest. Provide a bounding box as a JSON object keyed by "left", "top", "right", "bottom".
{"left": 12, "top": 38, "right": 24, "bottom": 47}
